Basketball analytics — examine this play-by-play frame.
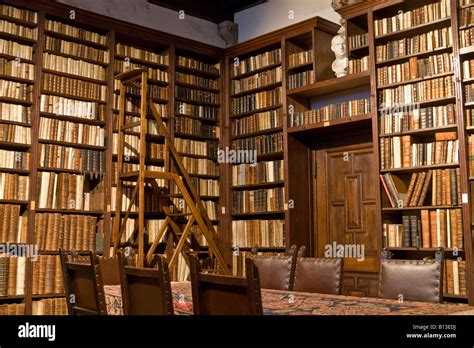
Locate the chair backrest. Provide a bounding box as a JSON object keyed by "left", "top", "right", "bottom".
{"left": 189, "top": 254, "right": 262, "bottom": 315}
{"left": 99, "top": 257, "right": 120, "bottom": 286}
{"left": 118, "top": 253, "right": 174, "bottom": 315}
{"left": 252, "top": 249, "right": 297, "bottom": 291}
{"left": 379, "top": 258, "right": 443, "bottom": 303}
{"left": 293, "top": 257, "right": 342, "bottom": 295}
{"left": 59, "top": 250, "right": 107, "bottom": 315}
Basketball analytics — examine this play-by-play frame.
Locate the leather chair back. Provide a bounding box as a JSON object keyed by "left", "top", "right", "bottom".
{"left": 252, "top": 253, "right": 297, "bottom": 291}
{"left": 379, "top": 259, "right": 442, "bottom": 303}
{"left": 293, "top": 258, "right": 342, "bottom": 294}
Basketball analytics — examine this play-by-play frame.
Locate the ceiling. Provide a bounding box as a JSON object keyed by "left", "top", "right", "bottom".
{"left": 147, "top": 0, "right": 266, "bottom": 23}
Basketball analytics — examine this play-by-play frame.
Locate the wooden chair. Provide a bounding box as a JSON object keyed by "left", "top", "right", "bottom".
{"left": 251, "top": 245, "right": 297, "bottom": 291}
{"left": 293, "top": 257, "right": 343, "bottom": 295}
{"left": 378, "top": 249, "right": 443, "bottom": 303}
{"left": 59, "top": 250, "right": 107, "bottom": 315}
{"left": 117, "top": 252, "right": 174, "bottom": 315}
{"left": 189, "top": 254, "right": 263, "bottom": 315}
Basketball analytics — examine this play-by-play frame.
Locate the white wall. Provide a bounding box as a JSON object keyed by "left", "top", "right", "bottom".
{"left": 235, "top": 0, "right": 341, "bottom": 43}
{"left": 56, "top": 0, "right": 226, "bottom": 48}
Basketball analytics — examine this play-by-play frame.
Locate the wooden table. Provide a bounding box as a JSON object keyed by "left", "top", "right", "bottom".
{"left": 104, "top": 282, "right": 474, "bottom": 315}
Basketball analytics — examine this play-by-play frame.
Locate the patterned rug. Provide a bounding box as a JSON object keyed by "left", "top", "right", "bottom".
{"left": 104, "top": 282, "right": 474, "bottom": 315}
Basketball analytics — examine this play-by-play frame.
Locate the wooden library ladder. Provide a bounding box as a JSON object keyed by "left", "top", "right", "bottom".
{"left": 112, "top": 68, "right": 231, "bottom": 275}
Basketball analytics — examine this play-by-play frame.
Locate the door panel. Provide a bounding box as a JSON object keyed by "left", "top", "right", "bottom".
{"left": 315, "top": 143, "right": 380, "bottom": 274}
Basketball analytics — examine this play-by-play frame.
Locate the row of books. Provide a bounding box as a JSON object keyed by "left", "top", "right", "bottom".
{"left": 231, "top": 66, "right": 282, "bottom": 95}
{"left": 116, "top": 218, "right": 162, "bottom": 244}
{"left": 114, "top": 80, "right": 169, "bottom": 100}
{"left": 34, "top": 213, "right": 97, "bottom": 251}
{"left": 172, "top": 198, "right": 218, "bottom": 220}
{"left": 174, "top": 117, "right": 217, "bottom": 138}
{"left": 39, "top": 118, "right": 105, "bottom": 147}
{"left": 0, "top": 124, "right": 30, "bottom": 144}
{"left": 380, "top": 136, "right": 459, "bottom": 169}
{"left": 384, "top": 208, "right": 463, "bottom": 249}
{"left": 288, "top": 98, "right": 371, "bottom": 127}
{"left": 459, "top": 6, "right": 474, "bottom": 28}
{"left": 374, "top": 0, "right": 450, "bottom": 37}
{"left": 232, "top": 132, "right": 283, "bottom": 155}
{"left": 174, "top": 138, "right": 217, "bottom": 158}
{"left": 44, "top": 36, "right": 110, "bottom": 64}
{"left": 40, "top": 95, "right": 106, "bottom": 121}
{"left": 0, "top": 173, "right": 28, "bottom": 200}
{"left": 176, "top": 72, "right": 217, "bottom": 90}
{"left": 462, "top": 59, "right": 474, "bottom": 81}
{"left": 348, "top": 33, "right": 368, "bottom": 50}
{"left": 46, "top": 19, "right": 107, "bottom": 45}
{"left": 0, "top": 4, "right": 37, "bottom": 23}
{"left": 116, "top": 43, "right": 168, "bottom": 65}
{"left": 232, "top": 88, "right": 282, "bottom": 115}
{"left": 349, "top": 56, "right": 369, "bottom": 74}
{"left": 0, "top": 303, "right": 24, "bottom": 315}
{"left": 379, "top": 104, "right": 456, "bottom": 135}
{"left": 231, "top": 48, "right": 281, "bottom": 77}
{"left": 0, "top": 38, "right": 33, "bottom": 60}
{"left": 175, "top": 101, "right": 217, "bottom": 120}
{"left": 112, "top": 134, "right": 164, "bottom": 159}
{"left": 0, "top": 204, "right": 27, "bottom": 243}
{"left": 377, "top": 53, "right": 453, "bottom": 87}
{"left": 379, "top": 76, "right": 455, "bottom": 108}
{"left": 232, "top": 187, "right": 285, "bottom": 214}
{"left": 113, "top": 117, "right": 162, "bottom": 136}
{"left": 186, "top": 177, "right": 219, "bottom": 196}
{"left": 232, "top": 219, "right": 285, "bottom": 248}
{"left": 0, "top": 58, "right": 34, "bottom": 81}
{"left": 288, "top": 49, "right": 312, "bottom": 68}
{"left": 43, "top": 53, "right": 106, "bottom": 81}
{"left": 0, "top": 149, "right": 29, "bottom": 170}
{"left": 468, "top": 135, "right": 474, "bottom": 176}
{"left": 176, "top": 55, "right": 219, "bottom": 75}
{"left": 115, "top": 59, "right": 168, "bottom": 82}
{"left": 444, "top": 259, "right": 467, "bottom": 296}
{"left": 232, "top": 160, "right": 284, "bottom": 186}
{"left": 39, "top": 144, "right": 105, "bottom": 173}
{"left": 232, "top": 109, "right": 283, "bottom": 136}
{"left": 32, "top": 255, "right": 64, "bottom": 295}
{"left": 0, "top": 102, "right": 30, "bottom": 123}
{"left": 36, "top": 173, "right": 102, "bottom": 211}
{"left": 43, "top": 73, "right": 107, "bottom": 102}
{"left": 175, "top": 86, "right": 219, "bottom": 104}
{"left": 181, "top": 156, "right": 219, "bottom": 176}
{"left": 0, "top": 80, "right": 32, "bottom": 101}
{"left": 460, "top": 27, "right": 474, "bottom": 50}
{"left": 288, "top": 70, "right": 314, "bottom": 89}
{"left": 464, "top": 83, "right": 474, "bottom": 103}
{"left": 376, "top": 27, "right": 452, "bottom": 62}
{"left": 381, "top": 168, "right": 461, "bottom": 208}
{"left": 111, "top": 186, "right": 162, "bottom": 213}
{"left": 0, "top": 256, "right": 25, "bottom": 296}
{"left": 0, "top": 19, "right": 37, "bottom": 40}
{"left": 0, "top": 298, "right": 68, "bottom": 315}
{"left": 466, "top": 109, "right": 474, "bottom": 128}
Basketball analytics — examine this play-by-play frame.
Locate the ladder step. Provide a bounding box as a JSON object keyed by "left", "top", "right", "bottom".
{"left": 121, "top": 121, "right": 141, "bottom": 131}
{"left": 115, "top": 69, "right": 146, "bottom": 82}
{"left": 119, "top": 171, "right": 139, "bottom": 180}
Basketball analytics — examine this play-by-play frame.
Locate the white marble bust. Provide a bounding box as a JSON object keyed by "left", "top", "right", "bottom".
{"left": 331, "top": 24, "right": 348, "bottom": 78}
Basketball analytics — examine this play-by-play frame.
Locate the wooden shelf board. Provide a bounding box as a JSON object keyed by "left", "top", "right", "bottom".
{"left": 0, "top": 14, "right": 37, "bottom": 28}
{"left": 380, "top": 163, "right": 459, "bottom": 173}
{"left": 175, "top": 97, "right": 220, "bottom": 108}
{"left": 374, "top": 17, "right": 451, "bottom": 41}
{"left": 0, "top": 119, "right": 31, "bottom": 127}
{"left": 379, "top": 96, "right": 456, "bottom": 111}
{"left": 175, "top": 113, "right": 218, "bottom": 123}
{"left": 231, "top": 126, "right": 283, "bottom": 140}
{"left": 0, "top": 31, "right": 36, "bottom": 45}
{"left": 174, "top": 132, "right": 218, "bottom": 142}
{"left": 382, "top": 205, "right": 462, "bottom": 211}
{"left": 0, "top": 168, "right": 29, "bottom": 175}
{"left": 287, "top": 61, "right": 313, "bottom": 71}
{"left": 231, "top": 180, "right": 285, "bottom": 190}
{"left": 287, "top": 71, "right": 370, "bottom": 98}
{"left": 0, "top": 74, "right": 34, "bottom": 85}
{"left": 231, "top": 62, "right": 281, "bottom": 80}
{"left": 0, "top": 53, "right": 33, "bottom": 64}
{"left": 36, "top": 209, "right": 104, "bottom": 215}
{"left": 115, "top": 54, "right": 168, "bottom": 70}
{"left": 231, "top": 211, "right": 286, "bottom": 218}
{"left": 42, "top": 68, "right": 107, "bottom": 85}
{"left": 175, "top": 80, "right": 219, "bottom": 93}
{"left": 40, "top": 112, "right": 106, "bottom": 127}
{"left": 0, "top": 141, "right": 30, "bottom": 150}
{"left": 175, "top": 65, "right": 220, "bottom": 79}
{"left": 379, "top": 125, "right": 458, "bottom": 138}
{"left": 231, "top": 81, "right": 282, "bottom": 98}
{"left": 38, "top": 139, "right": 106, "bottom": 151}
{"left": 236, "top": 246, "right": 286, "bottom": 252}
{"left": 41, "top": 90, "right": 106, "bottom": 104}
{"left": 231, "top": 104, "right": 282, "bottom": 119}
{"left": 0, "top": 199, "right": 28, "bottom": 205}
{"left": 44, "top": 29, "right": 108, "bottom": 50}
{"left": 0, "top": 96, "right": 32, "bottom": 106}
{"left": 288, "top": 113, "right": 372, "bottom": 134}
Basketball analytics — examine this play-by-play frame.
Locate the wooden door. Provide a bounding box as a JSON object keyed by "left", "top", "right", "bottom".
{"left": 314, "top": 142, "right": 380, "bottom": 296}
